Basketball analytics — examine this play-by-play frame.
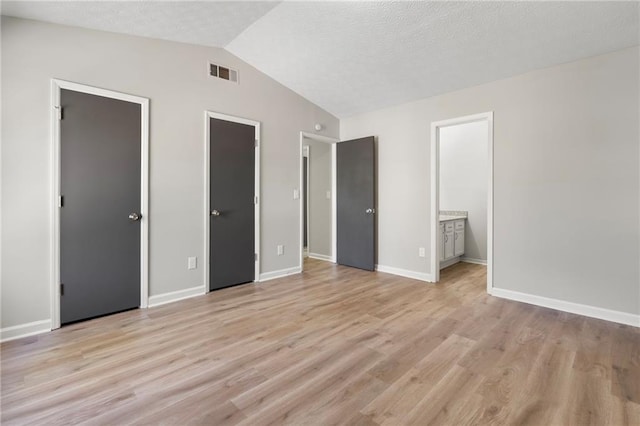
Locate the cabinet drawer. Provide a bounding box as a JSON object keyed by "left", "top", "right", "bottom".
{"left": 455, "top": 220, "right": 465, "bottom": 230}
{"left": 444, "top": 222, "right": 454, "bottom": 231}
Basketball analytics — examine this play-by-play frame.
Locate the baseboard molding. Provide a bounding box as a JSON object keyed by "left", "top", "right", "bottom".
{"left": 1, "top": 319, "right": 52, "bottom": 343}
{"left": 439, "top": 257, "right": 461, "bottom": 270}
{"left": 375, "top": 264, "right": 434, "bottom": 283}
{"left": 490, "top": 287, "right": 640, "bottom": 327}
{"left": 308, "top": 253, "right": 333, "bottom": 262}
{"left": 259, "top": 266, "right": 302, "bottom": 282}
{"left": 461, "top": 257, "right": 487, "bottom": 265}
{"left": 148, "top": 285, "right": 205, "bottom": 308}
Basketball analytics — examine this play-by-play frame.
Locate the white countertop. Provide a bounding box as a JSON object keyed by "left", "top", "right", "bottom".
{"left": 439, "top": 214, "right": 467, "bottom": 222}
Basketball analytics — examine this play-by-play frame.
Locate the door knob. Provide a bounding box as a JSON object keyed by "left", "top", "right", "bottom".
{"left": 365, "top": 208, "right": 375, "bottom": 214}
{"left": 128, "top": 212, "right": 141, "bottom": 221}
{"left": 211, "top": 209, "right": 221, "bottom": 216}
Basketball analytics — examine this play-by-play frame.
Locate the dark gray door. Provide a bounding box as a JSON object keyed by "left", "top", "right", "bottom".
{"left": 337, "top": 136, "right": 375, "bottom": 271}
{"left": 303, "top": 156, "right": 308, "bottom": 248}
{"left": 60, "top": 89, "right": 141, "bottom": 324}
{"left": 209, "top": 118, "right": 255, "bottom": 291}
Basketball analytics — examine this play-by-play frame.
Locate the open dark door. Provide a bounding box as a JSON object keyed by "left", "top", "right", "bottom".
{"left": 209, "top": 117, "right": 256, "bottom": 291}
{"left": 337, "top": 136, "right": 375, "bottom": 271}
{"left": 60, "top": 89, "right": 141, "bottom": 324}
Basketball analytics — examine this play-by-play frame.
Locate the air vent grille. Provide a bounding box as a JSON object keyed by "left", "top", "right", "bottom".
{"left": 209, "top": 62, "right": 238, "bottom": 83}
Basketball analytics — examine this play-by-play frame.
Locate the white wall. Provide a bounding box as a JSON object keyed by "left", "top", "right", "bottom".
{"left": 303, "top": 138, "right": 332, "bottom": 258}
{"left": 0, "top": 17, "right": 339, "bottom": 330}
{"left": 440, "top": 121, "right": 488, "bottom": 261}
{"left": 341, "top": 47, "right": 639, "bottom": 318}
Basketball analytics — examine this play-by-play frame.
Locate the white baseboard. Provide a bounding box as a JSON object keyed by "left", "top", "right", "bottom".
{"left": 148, "top": 285, "right": 205, "bottom": 308}
{"left": 375, "top": 264, "right": 434, "bottom": 283}
{"left": 439, "top": 257, "right": 461, "bottom": 270}
{"left": 259, "top": 266, "right": 302, "bottom": 282}
{"left": 308, "top": 253, "right": 333, "bottom": 262}
{"left": 461, "top": 257, "right": 487, "bottom": 265}
{"left": 1, "top": 319, "right": 52, "bottom": 343}
{"left": 490, "top": 287, "right": 640, "bottom": 327}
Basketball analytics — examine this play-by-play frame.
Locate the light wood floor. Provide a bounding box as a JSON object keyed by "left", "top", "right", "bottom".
{"left": 2, "top": 259, "right": 639, "bottom": 425}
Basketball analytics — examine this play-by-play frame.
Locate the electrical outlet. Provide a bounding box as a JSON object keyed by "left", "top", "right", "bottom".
{"left": 293, "top": 189, "right": 300, "bottom": 200}
{"left": 326, "top": 190, "right": 331, "bottom": 199}
{"left": 188, "top": 256, "right": 197, "bottom": 270}
{"left": 277, "top": 245, "right": 284, "bottom": 256}
{"left": 418, "top": 247, "right": 426, "bottom": 258}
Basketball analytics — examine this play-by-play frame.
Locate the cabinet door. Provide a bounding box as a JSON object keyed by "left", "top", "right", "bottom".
{"left": 444, "top": 230, "right": 454, "bottom": 259}
{"left": 439, "top": 224, "right": 445, "bottom": 261}
{"left": 454, "top": 229, "right": 465, "bottom": 257}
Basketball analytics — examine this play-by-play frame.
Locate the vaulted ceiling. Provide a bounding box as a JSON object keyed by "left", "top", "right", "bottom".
{"left": 2, "top": 1, "right": 639, "bottom": 118}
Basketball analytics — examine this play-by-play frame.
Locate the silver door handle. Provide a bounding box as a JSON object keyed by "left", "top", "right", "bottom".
{"left": 365, "top": 208, "right": 375, "bottom": 214}
{"left": 128, "top": 212, "right": 141, "bottom": 221}
{"left": 211, "top": 209, "right": 221, "bottom": 216}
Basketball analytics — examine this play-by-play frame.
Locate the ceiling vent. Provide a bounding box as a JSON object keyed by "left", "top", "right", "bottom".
{"left": 209, "top": 62, "right": 238, "bottom": 83}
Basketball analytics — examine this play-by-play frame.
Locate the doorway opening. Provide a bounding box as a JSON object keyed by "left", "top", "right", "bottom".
{"left": 299, "top": 132, "right": 338, "bottom": 270}
{"left": 430, "top": 112, "right": 493, "bottom": 293}
{"left": 50, "top": 79, "right": 150, "bottom": 329}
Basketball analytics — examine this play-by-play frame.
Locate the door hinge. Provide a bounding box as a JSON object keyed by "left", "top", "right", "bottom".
{"left": 255, "top": 139, "right": 259, "bottom": 148}
{"left": 254, "top": 253, "right": 258, "bottom": 261}
{"left": 254, "top": 196, "right": 258, "bottom": 205}
{"left": 60, "top": 283, "right": 64, "bottom": 296}
{"left": 59, "top": 195, "right": 64, "bottom": 208}
{"left": 55, "top": 106, "right": 63, "bottom": 120}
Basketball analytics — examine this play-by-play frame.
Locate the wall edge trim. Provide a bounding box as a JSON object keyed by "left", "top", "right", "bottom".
{"left": 375, "top": 264, "right": 435, "bottom": 283}
{"left": 148, "top": 285, "right": 205, "bottom": 308}
{"left": 308, "top": 253, "right": 333, "bottom": 262}
{"left": 490, "top": 287, "right": 640, "bottom": 327}
{"left": 1, "top": 319, "right": 52, "bottom": 343}
{"left": 259, "top": 266, "right": 302, "bottom": 282}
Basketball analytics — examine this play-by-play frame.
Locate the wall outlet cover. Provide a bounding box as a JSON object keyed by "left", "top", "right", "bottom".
{"left": 418, "top": 247, "right": 426, "bottom": 258}
{"left": 188, "top": 256, "right": 197, "bottom": 269}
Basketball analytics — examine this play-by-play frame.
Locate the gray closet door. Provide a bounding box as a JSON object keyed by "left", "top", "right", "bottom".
{"left": 303, "top": 157, "right": 308, "bottom": 248}
{"left": 60, "top": 89, "right": 141, "bottom": 325}
{"left": 209, "top": 118, "right": 255, "bottom": 291}
{"left": 337, "top": 136, "right": 375, "bottom": 271}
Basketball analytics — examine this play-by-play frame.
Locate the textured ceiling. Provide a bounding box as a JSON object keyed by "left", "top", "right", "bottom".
{"left": 2, "top": 1, "right": 639, "bottom": 118}
{"left": 0, "top": 1, "right": 280, "bottom": 47}
{"left": 227, "top": 1, "right": 639, "bottom": 117}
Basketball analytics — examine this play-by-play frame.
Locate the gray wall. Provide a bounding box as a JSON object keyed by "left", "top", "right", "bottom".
{"left": 1, "top": 17, "right": 339, "bottom": 329}
{"left": 440, "top": 121, "right": 488, "bottom": 261}
{"left": 303, "top": 138, "right": 332, "bottom": 258}
{"left": 341, "top": 47, "right": 639, "bottom": 316}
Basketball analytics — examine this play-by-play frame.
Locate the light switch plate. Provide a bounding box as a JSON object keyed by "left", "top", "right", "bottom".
{"left": 277, "top": 245, "right": 284, "bottom": 256}
{"left": 326, "top": 190, "right": 331, "bottom": 199}
{"left": 293, "top": 189, "right": 300, "bottom": 200}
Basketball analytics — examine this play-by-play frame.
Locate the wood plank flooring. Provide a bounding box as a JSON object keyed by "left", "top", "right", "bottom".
{"left": 2, "top": 259, "right": 639, "bottom": 425}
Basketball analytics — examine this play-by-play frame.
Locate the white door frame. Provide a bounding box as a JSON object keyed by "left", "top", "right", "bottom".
{"left": 204, "top": 111, "right": 261, "bottom": 293}
{"left": 50, "top": 79, "right": 150, "bottom": 329}
{"left": 299, "top": 132, "right": 338, "bottom": 269}
{"left": 430, "top": 112, "right": 494, "bottom": 293}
